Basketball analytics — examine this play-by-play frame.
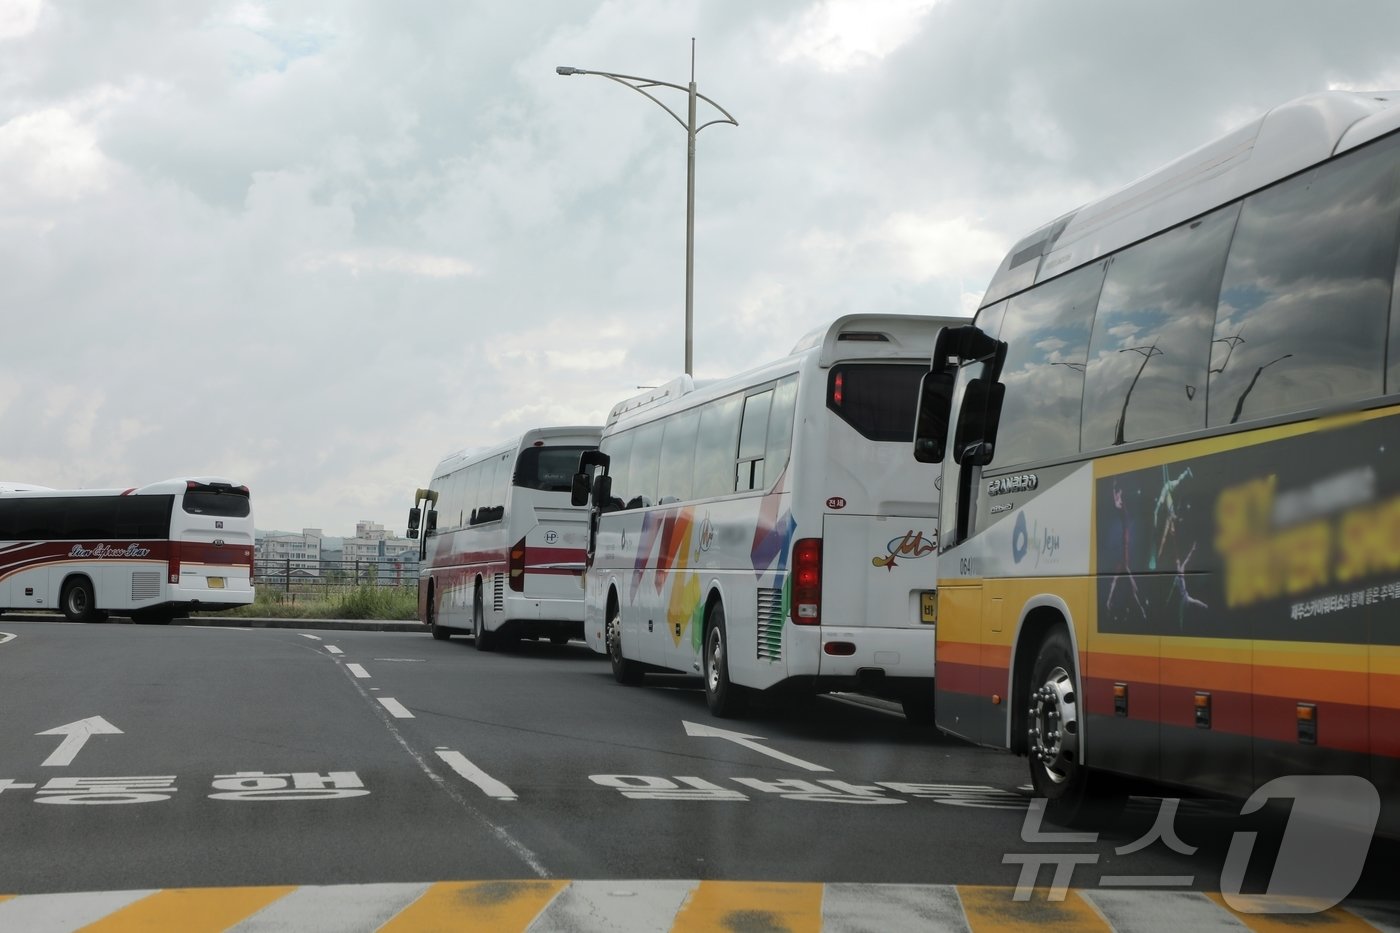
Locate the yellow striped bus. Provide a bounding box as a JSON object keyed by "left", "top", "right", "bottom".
{"left": 915, "top": 90, "right": 1400, "bottom": 835}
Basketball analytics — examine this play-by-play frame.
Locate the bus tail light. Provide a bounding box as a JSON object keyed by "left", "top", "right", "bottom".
{"left": 791, "top": 538, "right": 822, "bottom": 625}
{"left": 509, "top": 537, "right": 527, "bottom": 592}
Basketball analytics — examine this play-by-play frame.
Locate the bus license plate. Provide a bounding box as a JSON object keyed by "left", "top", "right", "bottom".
{"left": 207, "top": 577, "right": 225, "bottom": 589}
{"left": 920, "top": 591, "right": 936, "bottom": 623}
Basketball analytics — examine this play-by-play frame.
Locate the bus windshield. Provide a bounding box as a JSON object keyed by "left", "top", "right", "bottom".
{"left": 514, "top": 445, "right": 592, "bottom": 492}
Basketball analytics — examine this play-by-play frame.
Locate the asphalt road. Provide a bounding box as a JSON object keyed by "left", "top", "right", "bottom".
{"left": 0, "top": 617, "right": 1396, "bottom": 923}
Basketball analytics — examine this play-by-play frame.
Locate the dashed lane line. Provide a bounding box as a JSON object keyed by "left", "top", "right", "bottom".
{"left": 376, "top": 697, "right": 414, "bottom": 719}
{"left": 325, "top": 645, "right": 344, "bottom": 655}
{"left": 434, "top": 749, "right": 518, "bottom": 801}
{"left": 297, "top": 634, "right": 321, "bottom": 641}
{"left": 346, "top": 663, "right": 370, "bottom": 679}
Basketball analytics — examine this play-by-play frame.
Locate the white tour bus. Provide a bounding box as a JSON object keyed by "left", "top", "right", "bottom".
{"left": 0, "top": 477, "right": 255, "bottom": 622}
{"left": 572, "top": 314, "right": 958, "bottom": 718}
{"left": 408, "top": 426, "right": 602, "bottom": 649}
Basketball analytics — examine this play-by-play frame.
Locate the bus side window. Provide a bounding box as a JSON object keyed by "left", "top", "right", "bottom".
{"left": 658, "top": 409, "right": 700, "bottom": 505}
{"left": 627, "top": 422, "right": 663, "bottom": 509}
{"left": 762, "top": 376, "right": 798, "bottom": 487}
{"left": 736, "top": 390, "right": 773, "bottom": 492}
{"left": 692, "top": 393, "right": 742, "bottom": 500}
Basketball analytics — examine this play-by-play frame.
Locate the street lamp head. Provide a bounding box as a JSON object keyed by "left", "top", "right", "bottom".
{"left": 555, "top": 66, "right": 579, "bottom": 76}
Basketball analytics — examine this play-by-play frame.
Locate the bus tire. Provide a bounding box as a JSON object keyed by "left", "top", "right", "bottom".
{"left": 473, "top": 585, "right": 493, "bottom": 651}
{"left": 428, "top": 592, "right": 450, "bottom": 641}
{"left": 703, "top": 602, "right": 747, "bottom": 717}
{"left": 607, "top": 605, "right": 643, "bottom": 685}
{"left": 60, "top": 577, "right": 98, "bottom": 623}
{"left": 1025, "top": 627, "right": 1121, "bottom": 826}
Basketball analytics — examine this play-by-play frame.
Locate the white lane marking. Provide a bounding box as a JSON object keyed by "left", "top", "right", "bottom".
{"left": 373, "top": 658, "right": 425, "bottom": 662}
{"left": 335, "top": 664, "right": 548, "bottom": 877}
{"left": 346, "top": 663, "right": 371, "bottom": 679}
{"left": 37, "top": 716, "right": 124, "bottom": 767}
{"left": 0, "top": 632, "right": 15, "bottom": 645}
{"left": 529, "top": 880, "right": 698, "bottom": 933}
{"left": 0, "top": 888, "right": 158, "bottom": 932}
{"left": 435, "top": 750, "right": 518, "bottom": 801}
{"left": 682, "top": 720, "right": 832, "bottom": 773}
{"left": 326, "top": 645, "right": 344, "bottom": 655}
{"left": 377, "top": 697, "right": 414, "bottom": 719}
{"left": 227, "top": 882, "right": 429, "bottom": 932}
{"left": 298, "top": 633, "right": 322, "bottom": 641}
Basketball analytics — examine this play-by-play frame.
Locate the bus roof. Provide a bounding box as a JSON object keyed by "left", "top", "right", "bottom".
{"left": 981, "top": 89, "right": 1400, "bottom": 308}
{"left": 605, "top": 313, "right": 965, "bottom": 431}
{"left": 432, "top": 425, "right": 602, "bottom": 478}
{"left": 0, "top": 476, "right": 242, "bottom": 498}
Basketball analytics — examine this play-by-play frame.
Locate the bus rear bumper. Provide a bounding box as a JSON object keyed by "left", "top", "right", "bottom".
{"left": 803, "top": 624, "right": 937, "bottom": 680}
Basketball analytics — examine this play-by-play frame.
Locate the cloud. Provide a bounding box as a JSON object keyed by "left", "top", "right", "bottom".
{"left": 301, "top": 248, "right": 477, "bottom": 279}
{"left": 774, "top": 0, "right": 940, "bottom": 73}
{"left": 0, "top": 0, "right": 42, "bottom": 41}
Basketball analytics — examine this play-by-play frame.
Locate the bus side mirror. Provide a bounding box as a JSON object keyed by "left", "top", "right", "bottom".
{"left": 407, "top": 507, "right": 421, "bottom": 539}
{"left": 953, "top": 378, "right": 1005, "bottom": 467}
{"left": 424, "top": 510, "right": 438, "bottom": 536}
{"left": 913, "top": 370, "right": 955, "bottom": 463}
{"left": 571, "top": 473, "right": 591, "bottom": 507}
{"left": 592, "top": 474, "right": 612, "bottom": 507}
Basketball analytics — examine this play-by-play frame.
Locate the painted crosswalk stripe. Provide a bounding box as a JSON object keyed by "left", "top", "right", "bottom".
{"left": 378, "top": 881, "right": 567, "bottom": 932}
{"left": 346, "top": 663, "right": 370, "bottom": 679}
{"left": 528, "top": 880, "right": 697, "bottom": 933}
{"left": 376, "top": 697, "right": 413, "bottom": 719}
{"left": 228, "top": 882, "right": 429, "bottom": 932}
{"left": 823, "top": 882, "right": 971, "bottom": 932}
{"left": 77, "top": 886, "right": 295, "bottom": 933}
{"left": 1083, "top": 890, "right": 1249, "bottom": 932}
{"left": 435, "top": 750, "right": 518, "bottom": 800}
{"left": 0, "top": 889, "right": 155, "bottom": 933}
{"left": 672, "top": 881, "right": 824, "bottom": 933}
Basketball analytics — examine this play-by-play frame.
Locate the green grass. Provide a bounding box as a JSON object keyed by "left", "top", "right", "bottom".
{"left": 214, "top": 585, "right": 420, "bottom": 620}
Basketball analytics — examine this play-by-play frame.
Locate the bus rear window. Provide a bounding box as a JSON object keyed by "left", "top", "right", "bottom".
{"left": 514, "top": 446, "right": 594, "bottom": 492}
{"left": 827, "top": 363, "right": 926, "bottom": 442}
{"left": 182, "top": 484, "right": 251, "bottom": 517}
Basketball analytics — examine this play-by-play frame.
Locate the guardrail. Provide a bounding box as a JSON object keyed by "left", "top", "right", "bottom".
{"left": 252, "top": 558, "right": 419, "bottom": 592}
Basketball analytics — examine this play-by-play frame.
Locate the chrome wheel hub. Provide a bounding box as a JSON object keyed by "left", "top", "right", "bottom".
{"left": 707, "top": 629, "right": 723, "bottom": 692}
{"left": 1027, "top": 665, "right": 1078, "bottom": 784}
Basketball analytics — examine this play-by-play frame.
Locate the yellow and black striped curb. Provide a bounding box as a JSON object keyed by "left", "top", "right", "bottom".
{"left": 0, "top": 881, "right": 1396, "bottom": 931}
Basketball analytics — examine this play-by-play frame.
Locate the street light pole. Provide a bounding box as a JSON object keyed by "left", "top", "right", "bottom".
{"left": 556, "top": 41, "right": 737, "bottom": 376}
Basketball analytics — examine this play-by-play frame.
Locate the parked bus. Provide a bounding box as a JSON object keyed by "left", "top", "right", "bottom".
{"left": 0, "top": 477, "right": 255, "bottom": 622}
{"left": 408, "top": 426, "right": 602, "bottom": 649}
{"left": 573, "top": 314, "right": 958, "bottom": 718}
{"left": 915, "top": 90, "right": 1400, "bottom": 833}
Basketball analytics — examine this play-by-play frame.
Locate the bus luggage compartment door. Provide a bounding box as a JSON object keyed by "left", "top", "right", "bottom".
{"left": 821, "top": 511, "right": 938, "bottom": 634}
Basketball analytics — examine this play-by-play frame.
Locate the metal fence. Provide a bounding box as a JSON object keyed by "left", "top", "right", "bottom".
{"left": 252, "top": 557, "right": 419, "bottom": 593}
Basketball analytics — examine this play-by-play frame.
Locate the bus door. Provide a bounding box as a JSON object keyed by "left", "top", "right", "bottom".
{"left": 918, "top": 324, "right": 1008, "bottom": 745}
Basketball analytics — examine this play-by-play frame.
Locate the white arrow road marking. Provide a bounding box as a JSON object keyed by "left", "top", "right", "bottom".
{"left": 682, "top": 720, "right": 832, "bottom": 772}
{"left": 0, "top": 633, "right": 15, "bottom": 645}
{"left": 377, "top": 697, "right": 414, "bottom": 719}
{"left": 435, "top": 749, "right": 518, "bottom": 801}
{"left": 37, "top": 716, "right": 123, "bottom": 767}
{"left": 346, "top": 663, "right": 370, "bottom": 679}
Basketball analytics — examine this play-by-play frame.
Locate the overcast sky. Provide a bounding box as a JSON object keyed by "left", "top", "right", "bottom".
{"left": 2, "top": 0, "right": 1398, "bottom": 534}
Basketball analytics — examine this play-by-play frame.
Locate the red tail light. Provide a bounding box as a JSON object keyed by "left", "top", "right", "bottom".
{"left": 833, "top": 372, "right": 844, "bottom": 407}
{"left": 509, "top": 537, "right": 527, "bottom": 592}
{"left": 791, "top": 537, "right": 822, "bottom": 625}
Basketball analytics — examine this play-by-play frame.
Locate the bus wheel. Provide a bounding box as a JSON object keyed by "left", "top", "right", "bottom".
{"left": 607, "top": 606, "right": 643, "bottom": 685}
{"left": 428, "top": 594, "right": 450, "bottom": 641}
{"left": 1025, "top": 627, "right": 1118, "bottom": 825}
{"left": 703, "top": 603, "right": 747, "bottom": 717}
{"left": 473, "top": 586, "right": 493, "bottom": 651}
{"left": 61, "top": 578, "right": 98, "bottom": 623}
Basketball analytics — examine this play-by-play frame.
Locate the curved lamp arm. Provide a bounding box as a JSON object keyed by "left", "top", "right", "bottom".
{"left": 555, "top": 67, "right": 738, "bottom": 133}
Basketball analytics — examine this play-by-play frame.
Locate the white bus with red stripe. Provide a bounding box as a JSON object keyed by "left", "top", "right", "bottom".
{"left": 0, "top": 477, "right": 255, "bottom": 623}
{"left": 408, "top": 426, "right": 602, "bottom": 649}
